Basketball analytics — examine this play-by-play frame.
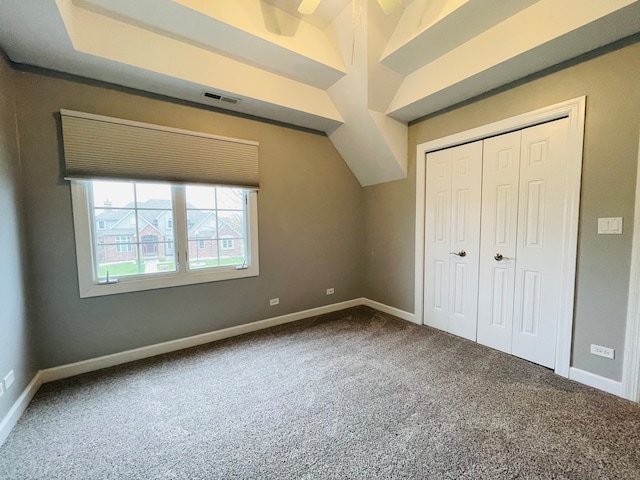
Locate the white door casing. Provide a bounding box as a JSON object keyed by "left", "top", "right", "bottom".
{"left": 415, "top": 97, "right": 586, "bottom": 378}
{"left": 477, "top": 130, "right": 522, "bottom": 353}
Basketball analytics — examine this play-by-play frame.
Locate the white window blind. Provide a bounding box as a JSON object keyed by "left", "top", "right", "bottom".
{"left": 60, "top": 110, "right": 259, "bottom": 189}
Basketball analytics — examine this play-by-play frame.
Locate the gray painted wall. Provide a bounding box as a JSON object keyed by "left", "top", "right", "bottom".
{"left": 13, "top": 69, "right": 365, "bottom": 368}
{"left": 0, "top": 55, "right": 36, "bottom": 421}
{"left": 363, "top": 41, "right": 640, "bottom": 381}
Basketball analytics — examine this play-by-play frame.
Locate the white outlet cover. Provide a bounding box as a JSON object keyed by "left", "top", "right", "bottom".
{"left": 590, "top": 344, "right": 615, "bottom": 359}
{"left": 4, "top": 370, "right": 15, "bottom": 390}
{"left": 326, "top": 288, "right": 335, "bottom": 295}
{"left": 269, "top": 298, "right": 279, "bottom": 306}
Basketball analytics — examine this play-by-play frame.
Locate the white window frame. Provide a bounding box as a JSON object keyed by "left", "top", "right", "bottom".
{"left": 70, "top": 180, "right": 259, "bottom": 298}
{"left": 97, "top": 220, "right": 106, "bottom": 230}
{"left": 221, "top": 238, "right": 234, "bottom": 250}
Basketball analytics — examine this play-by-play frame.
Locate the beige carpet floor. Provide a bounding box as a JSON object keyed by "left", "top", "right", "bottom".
{"left": 1, "top": 306, "right": 639, "bottom": 479}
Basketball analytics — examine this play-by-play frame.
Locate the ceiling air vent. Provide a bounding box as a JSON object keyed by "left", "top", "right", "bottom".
{"left": 203, "top": 91, "right": 241, "bottom": 105}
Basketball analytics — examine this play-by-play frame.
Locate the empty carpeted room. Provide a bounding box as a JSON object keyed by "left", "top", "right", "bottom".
{"left": 2, "top": 1, "right": 640, "bottom": 478}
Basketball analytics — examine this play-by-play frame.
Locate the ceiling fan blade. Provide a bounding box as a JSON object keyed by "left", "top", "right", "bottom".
{"left": 377, "top": 0, "right": 401, "bottom": 14}
{"left": 298, "top": 0, "right": 322, "bottom": 15}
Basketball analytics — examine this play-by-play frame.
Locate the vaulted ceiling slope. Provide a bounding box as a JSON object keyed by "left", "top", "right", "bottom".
{"left": 1, "top": 0, "right": 639, "bottom": 185}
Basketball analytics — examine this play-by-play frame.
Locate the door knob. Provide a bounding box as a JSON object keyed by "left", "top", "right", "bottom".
{"left": 450, "top": 250, "right": 466, "bottom": 257}
{"left": 494, "top": 253, "right": 513, "bottom": 261}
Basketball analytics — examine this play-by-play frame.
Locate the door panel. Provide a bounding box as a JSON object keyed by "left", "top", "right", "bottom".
{"left": 477, "top": 131, "right": 521, "bottom": 353}
{"left": 524, "top": 180, "right": 546, "bottom": 248}
{"left": 424, "top": 149, "right": 451, "bottom": 331}
{"left": 512, "top": 118, "right": 570, "bottom": 368}
{"left": 447, "top": 142, "right": 483, "bottom": 341}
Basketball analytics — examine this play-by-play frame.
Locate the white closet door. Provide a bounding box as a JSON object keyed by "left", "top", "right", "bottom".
{"left": 424, "top": 142, "right": 482, "bottom": 338}
{"left": 424, "top": 149, "right": 452, "bottom": 332}
{"left": 477, "top": 131, "right": 521, "bottom": 353}
{"left": 512, "top": 118, "right": 570, "bottom": 368}
{"left": 447, "top": 142, "right": 483, "bottom": 340}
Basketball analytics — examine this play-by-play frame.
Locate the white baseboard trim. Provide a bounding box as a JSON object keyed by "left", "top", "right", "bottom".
{"left": 361, "top": 298, "right": 418, "bottom": 324}
{"left": 2, "top": 297, "right": 414, "bottom": 447}
{"left": 569, "top": 367, "right": 624, "bottom": 398}
{"left": 41, "top": 298, "right": 363, "bottom": 383}
{"left": 0, "top": 372, "right": 43, "bottom": 447}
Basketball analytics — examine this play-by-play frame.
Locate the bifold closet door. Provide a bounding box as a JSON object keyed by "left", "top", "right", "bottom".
{"left": 476, "top": 118, "right": 570, "bottom": 368}
{"left": 477, "top": 131, "right": 522, "bottom": 353}
{"left": 511, "top": 118, "right": 570, "bottom": 369}
{"left": 424, "top": 141, "right": 482, "bottom": 341}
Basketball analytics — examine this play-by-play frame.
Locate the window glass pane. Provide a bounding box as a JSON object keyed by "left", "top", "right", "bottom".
{"left": 92, "top": 180, "right": 174, "bottom": 279}
{"left": 92, "top": 180, "right": 134, "bottom": 208}
{"left": 135, "top": 183, "right": 172, "bottom": 204}
{"left": 188, "top": 239, "right": 218, "bottom": 269}
{"left": 220, "top": 239, "right": 246, "bottom": 266}
{"left": 186, "top": 185, "right": 216, "bottom": 209}
{"left": 96, "top": 218, "right": 143, "bottom": 278}
{"left": 218, "top": 210, "right": 245, "bottom": 266}
{"left": 138, "top": 208, "right": 176, "bottom": 273}
{"left": 216, "top": 188, "right": 244, "bottom": 210}
{"left": 185, "top": 185, "right": 247, "bottom": 271}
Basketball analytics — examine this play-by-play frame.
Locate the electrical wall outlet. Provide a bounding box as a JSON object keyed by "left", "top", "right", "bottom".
{"left": 590, "top": 344, "right": 615, "bottom": 359}
{"left": 3, "top": 370, "right": 14, "bottom": 390}
{"left": 269, "top": 298, "right": 279, "bottom": 306}
{"left": 326, "top": 288, "right": 335, "bottom": 295}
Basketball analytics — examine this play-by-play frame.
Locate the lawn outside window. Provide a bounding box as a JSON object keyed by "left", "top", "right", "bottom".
{"left": 70, "top": 179, "right": 259, "bottom": 298}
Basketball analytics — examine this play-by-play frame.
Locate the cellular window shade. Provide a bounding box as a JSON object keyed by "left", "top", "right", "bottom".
{"left": 60, "top": 110, "right": 259, "bottom": 188}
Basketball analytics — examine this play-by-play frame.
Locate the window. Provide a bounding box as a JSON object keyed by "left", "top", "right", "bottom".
{"left": 142, "top": 235, "right": 159, "bottom": 256}
{"left": 115, "top": 235, "right": 133, "bottom": 253}
{"left": 62, "top": 110, "right": 260, "bottom": 298}
{"left": 70, "top": 180, "right": 259, "bottom": 297}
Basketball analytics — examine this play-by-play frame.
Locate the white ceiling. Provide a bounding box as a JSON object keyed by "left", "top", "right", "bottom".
{"left": 1, "top": 0, "right": 639, "bottom": 185}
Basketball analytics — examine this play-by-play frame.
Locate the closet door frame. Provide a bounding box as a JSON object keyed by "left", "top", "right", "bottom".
{"left": 415, "top": 96, "right": 586, "bottom": 379}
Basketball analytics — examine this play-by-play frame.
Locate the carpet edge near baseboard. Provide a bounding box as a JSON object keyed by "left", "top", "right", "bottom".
{"left": 0, "top": 372, "right": 43, "bottom": 447}
{"left": 2, "top": 299, "right": 626, "bottom": 448}
{"left": 1, "top": 297, "right": 411, "bottom": 447}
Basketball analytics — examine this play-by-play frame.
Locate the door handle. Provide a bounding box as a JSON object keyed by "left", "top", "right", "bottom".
{"left": 494, "top": 253, "right": 513, "bottom": 261}
{"left": 450, "top": 250, "right": 466, "bottom": 257}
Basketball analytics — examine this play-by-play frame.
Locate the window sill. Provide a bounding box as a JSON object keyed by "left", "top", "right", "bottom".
{"left": 78, "top": 265, "right": 259, "bottom": 298}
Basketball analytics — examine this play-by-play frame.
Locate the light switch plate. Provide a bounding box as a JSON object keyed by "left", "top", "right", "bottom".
{"left": 598, "top": 217, "right": 623, "bottom": 235}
